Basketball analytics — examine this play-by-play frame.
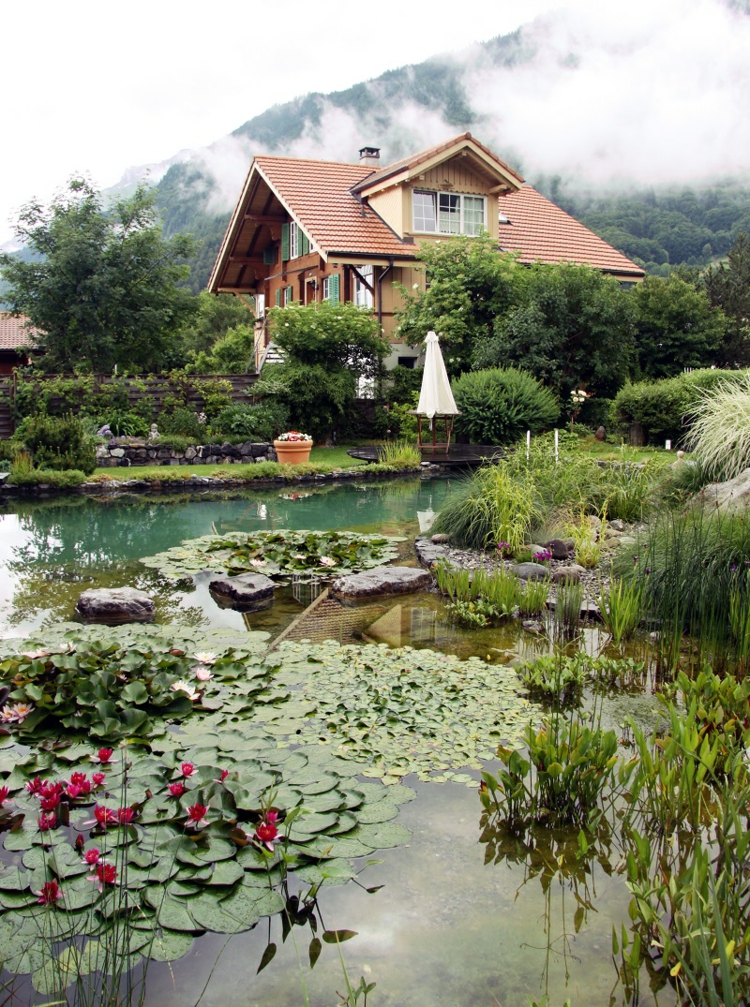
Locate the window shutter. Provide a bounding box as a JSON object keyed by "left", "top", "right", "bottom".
{"left": 286, "top": 285, "right": 293, "bottom": 304}
{"left": 281, "top": 223, "right": 290, "bottom": 262}
{"left": 275, "top": 288, "right": 281, "bottom": 307}
{"left": 301, "top": 231, "right": 309, "bottom": 256}
{"left": 263, "top": 245, "right": 276, "bottom": 265}
{"left": 328, "top": 273, "right": 340, "bottom": 304}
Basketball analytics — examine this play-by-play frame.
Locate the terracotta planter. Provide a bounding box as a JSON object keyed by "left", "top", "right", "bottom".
{"left": 273, "top": 440, "right": 313, "bottom": 465}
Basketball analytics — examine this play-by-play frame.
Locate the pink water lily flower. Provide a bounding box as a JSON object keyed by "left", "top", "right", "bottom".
{"left": 168, "top": 781, "right": 186, "bottom": 797}
{"left": 192, "top": 665, "right": 212, "bottom": 682}
{"left": 186, "top": 803, "right": 209, "bottom": 829}
{"left": 82, "top": 848, "right": 102, "bottom": 867}
{"left": 38, "top": 812, "right": 57, "bottom": 832}
{"left": 318, "top": 556, "right": 336, "bottom": 567}
{"left": 117, "top": 807, "right": 135, "bottom": 825}
{"left": 36, "top": 880, "right": 61, "bottom": 904}
{"left": 0, "top": 786, "right": 9, "bottom": 806}
{"left": 193, "top": 652, "right": 217, "bottom": 665}
{"left": 82, "top": 805, "right": 118, "bottom": 829}
{"left": 88, "top": 863, "right": 118, "bottom": 893}
{"left": 1, "top": 702, "right": 34, "bottom": 723}
{"left": 181, "top": 762, "right": 195, "bottom": 778}
{"left": 170, "top": 680, "right": 200, "bottom": 701}
{"left": 91, "top": 772, "right": 106, "bottom": 787}
{"left": 22, "top": 648, "right": 50, "bottom": 661}
{"left": 253, "top": 810, "right": 280, "bottom": 851}
{"left": 25, "top": 776, "right": 45, "bottom": 795}
{"left": 213, "top": 769, "right": 229, "bottom": 784}
{"left": 90, "top": 748, "right": 116, "bottom": 765}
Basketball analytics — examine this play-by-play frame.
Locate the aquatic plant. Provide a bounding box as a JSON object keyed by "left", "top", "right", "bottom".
{"left": 515, "top": 654, "right": 586, "bottom": 705}
{"left": 140, "top": 528, "right": 404, "bottom": 581}
{"left": 445, "top": 598, "right": 496, "bottom": 627}
{"left": 480, "top": 710, "right": 620, "bottom": 829}
{"left": 377, "top": 439, "right": 421, "bottom": 468}
{"left": 597, "top": 577, "right": 644, "bottom": 647}
{"left": 518, "top": 576, "right": 550, "bottom": 617}
{"left": 553, "top": 581, "right": 584, "bottom": 638}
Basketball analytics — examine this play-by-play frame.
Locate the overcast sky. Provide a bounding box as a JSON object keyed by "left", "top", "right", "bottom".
{"left": 2, "top": 0, "right": 748, "bottom": 245}
{"left": 0, "top": 0, "right": 559, "bottom": 244}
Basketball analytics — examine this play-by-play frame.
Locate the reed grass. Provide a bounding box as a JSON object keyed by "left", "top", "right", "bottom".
{"left": 377, "top": 440, "right": 422, "bottom": 468}
{"left": 518, "top": 576, "right": 550, "bottom": 616}
{"left": 598, "top": 577, "right": 644, "bottom": 647}
{"left": 553, "top": 581, "right": 584, "bottom": 637}
{"left": 685, "top": 372, "right": 750, "bottom": 480}
{"left": 432, "top": 462, "right": 538, "bottom": 550}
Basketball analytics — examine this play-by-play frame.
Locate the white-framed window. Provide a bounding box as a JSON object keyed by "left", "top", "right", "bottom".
{"left": 283, "top": 285, "right": 294, "bottom": 306}
{"left": 353, "top": 264, "right": 374, "bottom": 308}
{"left": 289, "top": 222, "right": 299, "bottom": 259}
{"left": 322, "top": 274, "right": 340, "bottom": 303}
{"left": 412, "top": 190, "right": 487, "bottom": 236}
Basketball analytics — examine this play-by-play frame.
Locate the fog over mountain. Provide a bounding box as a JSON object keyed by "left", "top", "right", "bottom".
{"left": 141, "top": 0, "right": 750, "bottom": 224}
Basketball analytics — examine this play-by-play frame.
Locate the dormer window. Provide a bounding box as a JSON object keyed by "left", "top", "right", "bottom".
{"left": 412, "top": 190, "right": 487, "bottom": 236}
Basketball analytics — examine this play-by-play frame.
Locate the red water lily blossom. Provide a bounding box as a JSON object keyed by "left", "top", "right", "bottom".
{"left": 181, "top": 762, "right": 195, "bottom": 778}
{"left": 82, "top": 848, "right": 101, "bottom": 866}
{"left": 36, "top": 880, "right": 61, "bottom": 904}
{"left": 40, "top": 793, "right": 61, "bottom": 811}
{"left": 38, "top": 812, "right": 57, "bottom": 832}
{"left": 66, "top": 779, "right": 91, "bottom": 799}
{"left": 213, "top": 769, "right": 229, "bottom": 784}
{"left": 39, "top": 781, "right": 63, "bottom": 801}
{"left": 25, "top": 776, "right": 45, "bottom": 795}
{"left": 88, "top": 863, "right": 118, "bottom": 893}
{"left": 186, "top": 803, "right": 209, "bottom": 829}
{"left": 117, "top": 807, "right": 135, "bottom": 825}
{"left": 0, "top": 786, "right": 9, "bottom": 806}
{"left": 82, "top": 805, "right": 118, "bottom": 829}
{"left": 168, "top": 781, "right": 186, "bottom": 797}
{"left": 91, "top": 772, "right": 106, "bottom": 787}
{"left": 253, "top": 811, "right": 280, "bottom": 851}
{"left": 91, "top": 748, "right": 115, "bottom": 764}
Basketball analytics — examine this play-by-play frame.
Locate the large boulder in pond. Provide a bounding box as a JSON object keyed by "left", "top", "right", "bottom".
{"left": 76, "top": 587, "right": 155, "bottom": 624}
{"left": 510, "top": 562, "right": 550, "bottom": 581}
{"left": 209, "top": 573, "right": 275, "bottom": 612}
{"left": 332, "top": 566, "right": 433, "bottom": 602}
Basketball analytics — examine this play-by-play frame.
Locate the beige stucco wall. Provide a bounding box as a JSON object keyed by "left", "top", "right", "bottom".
{"left": 367, "top": 188, "right": 403, "bottom": 235}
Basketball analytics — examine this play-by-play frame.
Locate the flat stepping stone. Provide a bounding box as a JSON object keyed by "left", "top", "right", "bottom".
{"left": 76, "top": 587, "right": 155, "bottom": 624}
{"left": 208, "top": 573, "right": 275, "bottom": 612}
{"left": 510, "top": 562, "right": 550, "bottom": 581}
{"left": 414, "top": 538, "right": 450, "bottom": 569}
{"left": 332, "top": 566, "right": 433, "bottom": 601}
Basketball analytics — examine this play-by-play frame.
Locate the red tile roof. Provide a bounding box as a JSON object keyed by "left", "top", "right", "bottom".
{"left": 0, "top": 314, "right": 41, "bottom": 351}
{"left": 497, "top": 185, "right": 645, "bottom": 277}
{"left": 255, "top": 157, "right": 410, "bottom": 257}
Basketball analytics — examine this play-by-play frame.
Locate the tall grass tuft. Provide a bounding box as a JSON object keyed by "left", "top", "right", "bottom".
{"left": 378, "top": 440, "right": 422, "bottom": 468}
{"left": 432, "top": 462, "right": 538, "bottom": 550}
{"left": 685, "top": 373, "right": 750, "bottom": 480}
{"left": 554, "top": 581, "right": 584, "bottom": 637}
{"left": 598, "top": 577, "right": 644, "bottom": 647}
{"left": 518, "top": 576, "right": 550, "bottom": 616}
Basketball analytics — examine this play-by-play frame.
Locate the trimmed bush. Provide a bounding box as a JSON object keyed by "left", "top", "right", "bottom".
{"left": 613, "top": 369, "right": 745, "bottom": 444}
{"left": 157, "top": 407, "right": 206, "bottom": 440}
{"left": 452, "top": 367, "right": 558, "bottom": 445}
{"left": 210, "top": 401, "right": 289, "bottom": 443}
{"left": 15, "top": 414, "right": 96, "bottom": 475}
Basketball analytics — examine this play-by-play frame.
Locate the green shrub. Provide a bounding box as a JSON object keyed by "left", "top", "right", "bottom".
{"left": 452, "top": 367, "right": 559, "bottom": 445}
{"left": 8, "top": 468, "right": 87, "bottom": 487}
{"left": 15, "top": 414, "right": 96, "bottom": 475}
{"left": 209, "top": 401, "right": 288, "bottom": 443}
{"left": 157, "top": 407, "right": 206, "bottom": 440}
{"left": 105, "top": 410, "right": 150, "bottom": 438}
{"left": 613, "top": 369, "right": 745, "bottom": 445}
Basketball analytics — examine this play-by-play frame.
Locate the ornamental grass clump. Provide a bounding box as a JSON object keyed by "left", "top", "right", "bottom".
{"left": 598, "top": 578, "right": 644, "bottom": 647}
{"left": 378, "top": 439, "right": 421, "bottom": 469}
{"left": 685, "top": 372, "right": 750, "bottom": 480}
{"left": 432, "top": 462, "right": 538, "bottom": 550}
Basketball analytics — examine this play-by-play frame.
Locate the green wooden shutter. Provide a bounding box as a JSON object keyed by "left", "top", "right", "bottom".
{"left": 286, "top": 285, "right": 293, "bottom": 304}
{"left": 328, "top": 273, "right": 340, "bottom": 304}
{"left": 300, "top": 231, "right": 309, "bottom": 256}
{"left": 263, "top": 245, "right": 276, "bottom": 265}
{"left": 275, "top": 288, "right": 281, "bottom": 307}
{"left": 281, "top": 223, "right": 290, "bottom": 262}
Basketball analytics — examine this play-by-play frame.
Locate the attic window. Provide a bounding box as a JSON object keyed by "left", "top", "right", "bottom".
{"left": 413, "top": 190, "right": 487, "bottom": 237}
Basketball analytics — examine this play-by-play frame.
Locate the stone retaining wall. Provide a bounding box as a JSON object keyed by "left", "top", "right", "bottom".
{"left": 95, "top": 440, "right": 276, "bottom": 468}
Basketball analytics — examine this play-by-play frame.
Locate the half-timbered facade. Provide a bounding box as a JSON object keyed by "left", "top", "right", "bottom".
{"left": 208, "top": 133, "right": 644, "bottom": 370}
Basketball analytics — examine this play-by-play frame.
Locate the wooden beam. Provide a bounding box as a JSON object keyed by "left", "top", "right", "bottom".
{"left": 242, "top": 214, "right": 286, "bottom": 223}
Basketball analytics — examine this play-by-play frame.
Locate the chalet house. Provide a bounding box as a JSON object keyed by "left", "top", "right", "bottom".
{"left": 0, "top": 314, "right": 41, "bottom": 374}
{"left": 208, "top": 133, "right": 644, "bottom": 370}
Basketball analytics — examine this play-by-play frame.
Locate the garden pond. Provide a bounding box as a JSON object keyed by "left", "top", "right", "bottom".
{"left": 0, "top": 478, "right": 685, "bottom": 1006}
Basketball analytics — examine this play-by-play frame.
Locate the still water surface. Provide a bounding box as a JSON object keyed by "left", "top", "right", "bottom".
{"left": 0, "top": 479, "right": 666, "bottom": 1006}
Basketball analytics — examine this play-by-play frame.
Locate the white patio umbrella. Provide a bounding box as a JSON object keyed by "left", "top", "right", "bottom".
{"left": 414, "top": 331, "right": 460, "bottom": 452}
{"left": 417, "top": 331, "right": 459, "bottom": 419}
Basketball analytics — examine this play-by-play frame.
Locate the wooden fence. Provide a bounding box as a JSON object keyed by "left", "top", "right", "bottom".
{"left": 0, "top": 373, "right": 259, "bottom": 440}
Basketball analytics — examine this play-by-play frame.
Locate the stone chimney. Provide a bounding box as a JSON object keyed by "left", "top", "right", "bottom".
{"left": 358, "top": 146, "right": 380, "bottom": 167}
